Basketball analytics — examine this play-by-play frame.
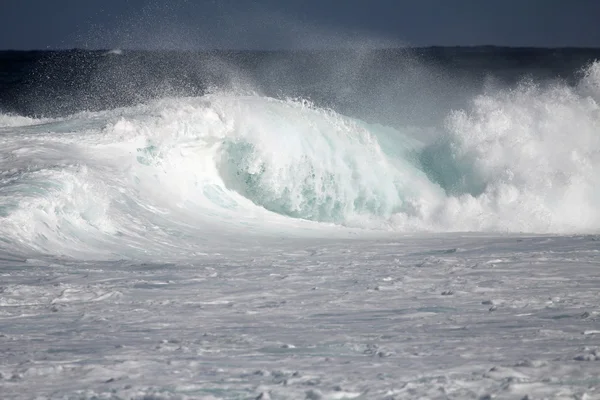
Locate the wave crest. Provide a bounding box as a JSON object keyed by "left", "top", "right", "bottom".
{"left": 215, "top": 99, "right": 422, "bottom": 224}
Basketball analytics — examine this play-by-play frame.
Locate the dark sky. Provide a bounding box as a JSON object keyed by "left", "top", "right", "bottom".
{"left": 2, "top": 0, "right": 600, "bottom": 50}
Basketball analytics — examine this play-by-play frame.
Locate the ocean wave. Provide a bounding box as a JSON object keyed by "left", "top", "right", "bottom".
{"left": 0, "top": 62, "right": 599, "bottom": 257}
{"left": 0, "top": 113, "right": 50, "bottom": 128}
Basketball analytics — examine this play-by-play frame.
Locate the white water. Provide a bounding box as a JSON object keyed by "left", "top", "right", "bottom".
{"left": 1, "top": 62, "right": 600, "bottom": 400}
{"left": 1, "top": 63, "right": 600, "bottom": 259}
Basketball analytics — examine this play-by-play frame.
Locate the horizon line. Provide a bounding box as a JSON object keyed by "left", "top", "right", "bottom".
{"left": 2, "top": 45, "right": 600, "bottom": 52}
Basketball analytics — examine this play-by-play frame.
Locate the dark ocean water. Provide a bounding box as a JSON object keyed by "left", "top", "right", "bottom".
{"left": 1, "top": 47, "right": 599, "bottom": 126}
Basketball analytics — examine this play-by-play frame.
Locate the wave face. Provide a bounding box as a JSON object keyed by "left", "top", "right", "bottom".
{"left": 1, "top": 61, "right": 599, "bottom": 258}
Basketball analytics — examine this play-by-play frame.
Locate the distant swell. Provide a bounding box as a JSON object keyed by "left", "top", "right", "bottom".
{"left": 0, "top": 61, "right": 599, "bottom": 257}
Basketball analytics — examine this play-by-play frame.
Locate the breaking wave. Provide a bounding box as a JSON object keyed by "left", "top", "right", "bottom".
{"left": 1, "top": 61, "right": 599, "bottom": 258}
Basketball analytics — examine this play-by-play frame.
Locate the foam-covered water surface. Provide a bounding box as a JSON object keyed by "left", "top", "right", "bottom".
{"left": 2, "top": 234, "right": 600, "bottom": 399}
